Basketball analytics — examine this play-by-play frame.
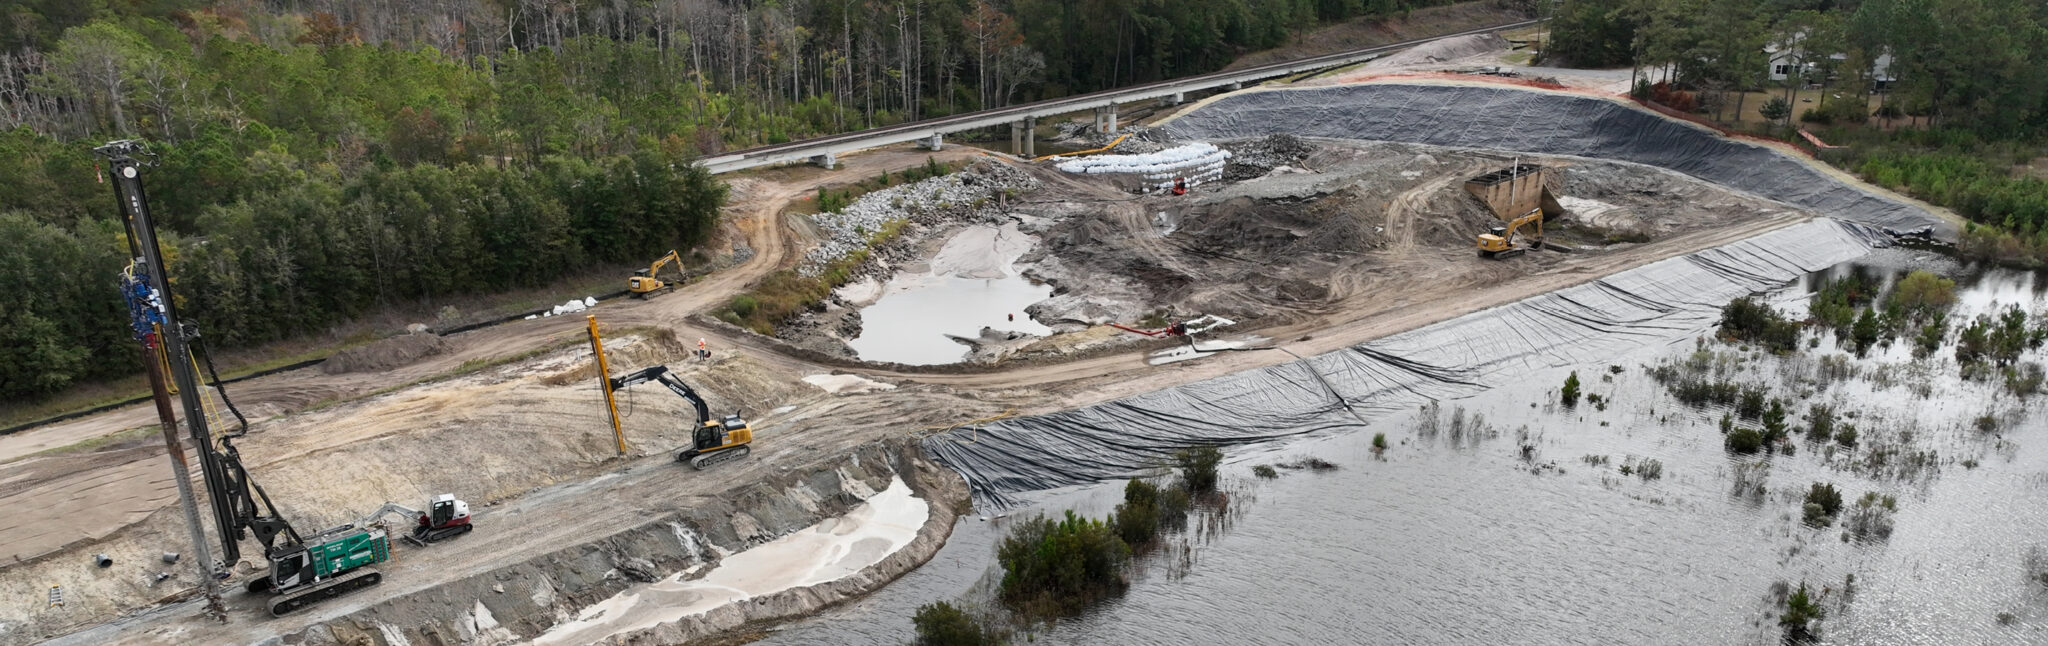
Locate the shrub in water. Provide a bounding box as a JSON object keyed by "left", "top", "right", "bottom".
{"left": 1561, "top": 371, "right": 1582, "bottom": 407}
{"left": 913, "top": 601, "right": 1002, "bottom": 646}
{"left": 1780, "top": 581, "right": 1825, "bottom": 643}
{"left": 1371, "top": 432, "right": 1389, "bottom": 452}
{"left": 1725, "top": 427, "right": 1764, "bottom": 454}
{"left": 1112, "top": 479, "right": 1164, "bottom": 547}
{"left": 1806, "top": 404, "right": 1835, "bottom": 442}
{"left": 1175, "top": 446, "right": 1224, "bottom": 494}
{"left": 1737, "top": 387, "right": 1768, "bottom": 420}
{"left": 997, "top": 511, "right": 1130, "bottom": 616}
{"left": 1253, "top": 465, "right": 1278, "bottom": 479}
{"left": 1833, "top": 424, "right": 1858, "bottom": 448}
{"left": 1719, "top": 296, "right": 1800, "bottom": 352}
{"left": 1803, "top": 483, "right": 1844, "bottom": 527}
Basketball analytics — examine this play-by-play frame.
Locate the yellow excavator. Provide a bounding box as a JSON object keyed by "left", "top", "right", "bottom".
{"left": 628, "top": 250, "right": 684, "bottom": 298}
{"left": 1477, "top": 208, "right": 1546, "bottom": 259}
{"left": 605, "top": 365, "right": 755, "bottom": 469}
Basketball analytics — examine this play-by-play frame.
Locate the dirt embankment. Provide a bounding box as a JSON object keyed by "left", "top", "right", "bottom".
{"left": 262, "top": 439, "right": 967, "bottom": 646}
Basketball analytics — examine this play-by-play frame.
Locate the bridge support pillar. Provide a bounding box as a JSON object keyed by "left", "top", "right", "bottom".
{"left": 922, "top": 133, "right": 944, "bottom": 151}
{"left": 1011, "top": 118, "right": 1035, "bottom": 158}
{"left": 1225, "top": 81, "right": 1243, "bottom": 91}
{"left": 1168, "top": 91, "right": 1185, "bottom": 105}
{"left": 1094, "top": 105, "right": 1119, "bottom": 134}
{"left": 811, "top": 152, "right": 836, "bottom": 170}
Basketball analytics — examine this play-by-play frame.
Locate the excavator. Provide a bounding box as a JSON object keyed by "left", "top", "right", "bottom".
{"left": 1477, "top": 208, "right": 1546, "bottom": 259}
{"left": 98, "top": 140, "right": 473, "bottom": 618}
{"left": 628, "top": 250, "right": 685, "bottom": 298}
{"left": 607, "top": 365, "right": 754, "bottom": 469}
{"left": 355, "top": 494, "right": 475, "bottom": 547}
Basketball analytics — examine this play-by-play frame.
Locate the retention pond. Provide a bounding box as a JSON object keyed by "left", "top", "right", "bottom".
{"left": 761, "top": 223, "right": 2048, "bottom": 644}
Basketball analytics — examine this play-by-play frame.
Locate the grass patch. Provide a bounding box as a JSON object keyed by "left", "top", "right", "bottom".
{"left": 1252, "top": 464, "right": 1278, "bottom": 479}
{"left": 718, "top": 219, "right": 909, "bottom": 335}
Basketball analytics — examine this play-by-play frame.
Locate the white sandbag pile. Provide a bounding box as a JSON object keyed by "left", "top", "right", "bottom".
{"left": 1054, "top": 143, "right": 1230, "bottom": 193}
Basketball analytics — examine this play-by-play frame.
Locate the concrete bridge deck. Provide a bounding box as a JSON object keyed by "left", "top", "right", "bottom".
{"left": 700, "top": 19, "right": 1540, "bottom": 174}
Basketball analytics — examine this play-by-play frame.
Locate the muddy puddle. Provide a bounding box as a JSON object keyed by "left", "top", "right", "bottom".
{"left": 759, "top": 243, "right": 2048, "bottom": 644}
{"left": 846, "top": 223, "right": 1053, "bottom": 365}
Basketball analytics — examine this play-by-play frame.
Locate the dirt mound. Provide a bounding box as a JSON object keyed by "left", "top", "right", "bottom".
{"left": 540, "top": 327, "right": 691, "bottom": 386}
{"left": 1223, "top": 134, "right": 1316, "bottom": 180}
{"left": 322, "top": 334, "right": 450, "bottom": 374}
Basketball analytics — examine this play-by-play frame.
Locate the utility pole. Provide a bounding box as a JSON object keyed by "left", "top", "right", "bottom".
{"left": 99, "top": 141, "right": 227, "bottom": 621}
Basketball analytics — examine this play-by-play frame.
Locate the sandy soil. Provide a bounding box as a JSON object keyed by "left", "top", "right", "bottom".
{"left": 2, "top": 78, "right": 1843, "bottom": 645}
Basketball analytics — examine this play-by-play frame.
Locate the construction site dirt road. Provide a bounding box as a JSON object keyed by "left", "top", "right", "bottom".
{"left": 1, "top": 71, "right": 1942, "bottom": 645}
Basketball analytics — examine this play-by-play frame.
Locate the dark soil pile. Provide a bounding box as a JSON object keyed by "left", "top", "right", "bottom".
{"left": 322, "top": 334, "right": 450, "bottom": 374}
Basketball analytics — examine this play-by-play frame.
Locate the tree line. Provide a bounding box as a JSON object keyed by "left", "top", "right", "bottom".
{"left": 1545, "top": 0, "right": 2048, "bottom": 134}
{"left": 0, "top": 0, "right": 1471, "bottom": 401}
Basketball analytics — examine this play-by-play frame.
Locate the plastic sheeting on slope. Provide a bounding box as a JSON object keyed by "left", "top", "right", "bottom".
{"left": 1156, "top": 83, "right": 1950, "bottom": 238}
{"left": 924, "top": 219, "right": 1889, "bottom": 507}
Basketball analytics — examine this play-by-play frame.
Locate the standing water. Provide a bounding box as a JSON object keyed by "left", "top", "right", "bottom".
{"left": 764, "top": 247, "right": 2048, "bottom": 644}
{"left": 847, "top": 223, "right": 1052, "bottom": 365}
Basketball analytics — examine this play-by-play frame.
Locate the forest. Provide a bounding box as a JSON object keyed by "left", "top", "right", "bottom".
{"left": 1546, "top": 0, "right": 2048, "bottom": 260}
{"left": 0, "top": 0, "right": 1468, "bottom": 402}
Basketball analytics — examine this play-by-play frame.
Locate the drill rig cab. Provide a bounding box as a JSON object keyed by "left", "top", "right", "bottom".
{"left": 608, "top": 366, "right": 754, "bottom": 469}
{"left": 629, "top": 250, "right": 685, "bottom": 298}
{"left": 98, "top": 140, "right": 416, "bottom": 618}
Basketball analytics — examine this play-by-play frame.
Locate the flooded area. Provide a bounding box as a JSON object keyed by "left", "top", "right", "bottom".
{"left": 846, "top": 223, "right": 1053, "bottom": 365}
{"left": 761, "top": 244, "right": 2048, "bottom": 645}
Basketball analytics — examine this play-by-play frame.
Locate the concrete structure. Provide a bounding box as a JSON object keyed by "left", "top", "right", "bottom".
{"left": 1464, "top": 164, "right": 1563, "bottom": 221}
{"left": 699, "top": 19, "right": 1539, "bottom": 174}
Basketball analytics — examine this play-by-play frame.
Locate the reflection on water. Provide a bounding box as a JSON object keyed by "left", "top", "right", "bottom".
{"left": 847, "top": 274, "right": 1052, "bottom": 365}
{"left": 765, "top": 248, "right": 2048, "bottom": 644}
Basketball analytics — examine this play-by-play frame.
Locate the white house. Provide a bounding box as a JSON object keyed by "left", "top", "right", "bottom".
{"left": 1765, "top": 34, "right": 1895, "bottom": 87}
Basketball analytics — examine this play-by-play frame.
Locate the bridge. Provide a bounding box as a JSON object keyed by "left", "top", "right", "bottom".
{"left": 700, "top": 19, "right": 1541, "bottom": 174}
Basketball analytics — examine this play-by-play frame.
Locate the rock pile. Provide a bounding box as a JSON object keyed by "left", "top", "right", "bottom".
{"left": 802, "top": 161, "right": 1039, "bottom": 274}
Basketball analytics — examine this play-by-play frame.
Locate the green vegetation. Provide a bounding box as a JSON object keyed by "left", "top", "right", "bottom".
{"left": 1834, "top": 424, "right": 1858, "bottom": 448}
{"left": 1844, "top": 491, "right": 1898, "bottom": 542}
{"left": 1371, "top": 432, "right": 1389, "bottom": 453}
{"left": 1111, "top": 478, "right": 1189, "bottom": 547}
{"left": 811, "top": 159, "right": 960, "bottom": 215}
{"left": 1629, "top": 457, "right": 1664, "bottom": 481}
{"left": 1805, "top": 404, "right": 1836, "bottom": 442}
{"left": 996, "top": 511, "right": 1130, "bottom": 617}
{"left": 1956, "top": 306, "right": 2046, "bottom": 370}
{"left": 718, "top": 220, "right": 908, "bottom": 335}
{"left": 1725, "top": 427, "right": 1765, "bottom": 454}
{"left": 1560, "top": 371, "right": 1582, "bottom": 407}
{"left": 1252, "top": 465, "right": 1279, "bottom": 479}
{"left": 1736, "top": 386, "right": 1767, "bottom": 420}
{"left": 1889, "top": 271, "right": 1958, "bottom": 317}
{"left": 1174, "top": 446, "right": 1224, "bottom": 494}
{"left": 1810, "top": 274, "right": 1876, "bottom": 334}
{"left": 1802, "top": 483, "right": 1845, "bottom": 527}
{"left": 7, "top": 0, "right": 1476, "bottom": 403}
{"left": 913, "top": 601, "right": 1004, "bottom": 646}
{"left": 1718, "top": 297, "right": 1800, "bottom": 353}
{"left": 1780, "top": 581, "right": 1826, "bottom": 644}
{"left": 995, "top": 444, "right": 1232, "bottom": 620}
{"left": 1547, "top": 0, "right": 2048, "bottom": 268}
